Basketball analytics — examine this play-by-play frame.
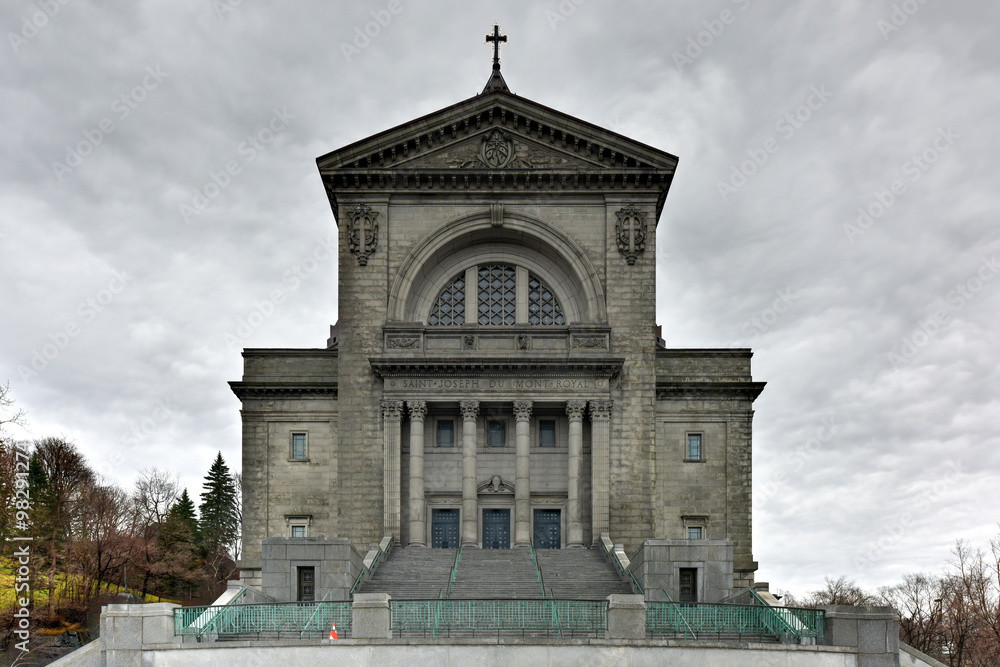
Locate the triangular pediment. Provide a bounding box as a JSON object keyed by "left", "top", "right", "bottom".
{"left": 317, "top": 89, "right": 679, "bottom": 218}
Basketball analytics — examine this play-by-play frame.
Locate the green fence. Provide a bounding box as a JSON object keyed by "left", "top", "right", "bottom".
{"left": 390, "top": 599, "right": 607, "bottom": 637}
{"left": 646, "top": 601, "right": 824, "bottom": 641}
{"left": 174, "top": 600, "right": 353, "bottom": 639}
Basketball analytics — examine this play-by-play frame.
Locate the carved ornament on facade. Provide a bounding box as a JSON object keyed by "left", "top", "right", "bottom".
{"left": 513, "top": 400, "right": 532, "bottom": 421}
{"left": 460, "top": 400, "right": 480, "bottom": 420}
{"left": 479, "top": 474, "right": 513, "bottom": 494}
{"left": 572, "top": 336, "right": 607, "bottom": 349}
{"left": 348, "top": 203, "right": 379, "bottom": 266}
{"left": 589, "top": 399, "right": 614, "bottom": 421}
{"left": 380, "top": 399, "right": 404, "bottom": 419}
{"left": 462, "top": 334, "right": 476, "bottom": 350}
{"left": 407, "top": 400, "right": 428, "bottom": 421}
{"left": 387, "top": 336, "right": 419, "bottom": 349}
{"left": 615, "top": 203, "right": 648, "bottom": 265}
{"left": 565, "top": 400, "right": 587, "bottom": 421}
{"left": 516, "top": 334, "right": 530, "bottom": 351}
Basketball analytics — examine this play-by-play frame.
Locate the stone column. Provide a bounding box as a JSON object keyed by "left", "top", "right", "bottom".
{"left": 460, "top": 400, "right": 479, "bottom": 546}
{"left": 513, "top": 400, "right": 532, "bottom": 547}
{"left": 407, "top": 400, "right": 428, "bottom": 546}
{"left": 589, "top": 400, "right": 613, "bottom": 544}
{"left": 381, "top": 400, "right": 403, "bottom": 543}
{"left": 566, "top": 400, "right": 587, "bottom": 548}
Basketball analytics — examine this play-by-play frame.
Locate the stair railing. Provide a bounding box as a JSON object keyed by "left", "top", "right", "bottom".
{"left": 527, "top": 538, "right": 547, "bottom": 598}
{"left": 300, "top": 587, "right": 335, "bottom": 639}
{"left": 445, "top": 543, "right": 463, "bottom": 599}
{"left": 661, "top": 588, "right": 697, "bottom": 640}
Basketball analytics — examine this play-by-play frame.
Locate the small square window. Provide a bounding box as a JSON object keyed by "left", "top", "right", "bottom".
{"left": 487, "top": 420, "right": 506, "bottom": 447}
{"left": 291, "top": 433, "right": 307, "bottom": 460}
{"left": 688, "top": 527, "right": 702, "bottom": 540}
{"left": 437, "top": 420, "right": 455, "bottom": 447}
{"left": 687, "top": 434, "right": 702, "bottom": 461}
{"left": 291, "top": 525, "right": 306, "bottom": 538}
{"left": 538, "top": 420, "right": 556, "bottom": 447}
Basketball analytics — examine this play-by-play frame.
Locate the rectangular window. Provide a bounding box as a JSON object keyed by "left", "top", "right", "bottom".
{"left": 686, "top": 434, "right": 702, "bottom": 461}
{"left": 437, "top": 420, "right": 455, "bottom": 447}
{"left": 291, "top": 433, "right": 307, "bottom": 460}
{"left": 538, "top": 420, "right": 556, "bottom": 447}
{"left": 487, "top": 420, "right": 506, "bottom": 447}
{"left": 291, "top": 525, "right": 306, "bottom": 538}
{"left": 687, "top": 527, "right": 702, "bottom": 540}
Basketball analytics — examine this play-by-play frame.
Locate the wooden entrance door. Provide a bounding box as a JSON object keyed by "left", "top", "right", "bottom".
{"left": 297, "top": 566, "right": 315, "bottom": 602}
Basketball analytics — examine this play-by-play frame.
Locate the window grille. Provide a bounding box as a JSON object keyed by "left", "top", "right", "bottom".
{"left": 429, "top": 274, "right": 466, "bottom": 326}
{"left": 528, "top": 274, "right": 565, "bottom": 325}
{"left": 477, "top": 265, "right": 516, "bottom": 326}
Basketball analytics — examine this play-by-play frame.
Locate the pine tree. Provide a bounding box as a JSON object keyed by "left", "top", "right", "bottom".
{"left": 198, "top": 453, "right": 238, "bottom": 556}
{"left": 169, "top": 488, "right": 199, "bottom": 543}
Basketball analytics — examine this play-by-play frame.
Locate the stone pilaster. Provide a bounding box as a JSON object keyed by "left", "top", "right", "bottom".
{"left": 460, "top": 400, "right": 479, "bottom": 546}
{"left": 590, "top": 399, "right": 613, "bottom": 544}
{"left": 407, "top": 400, "right": 428, "bottom": 546}
{"left": 566, "top": 400, "right": 587, "bottom": 548}
{"left": 513, "top": 400, "right": 532, "bottom": 546}
{"left": 381, "top": 400, "right": 403, "bottom": 543}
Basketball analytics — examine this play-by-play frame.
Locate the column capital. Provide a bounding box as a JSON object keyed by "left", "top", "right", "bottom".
{"left": 566, "top": 400, "right": 587, "bottom": 422}
{"left": 513, "top": 400, "right": 532, "bottom": 422}
{"left": 408, "top": 400, "right": 428, "bottom": 421}
{"left": 460, "top": 400, "right": 479, "bottom": 421}
{"left": 381, "top": 399, "right": 404, "bottom": 419}
{"left": 589, "top": 399, "right": 613, "bottom": 420}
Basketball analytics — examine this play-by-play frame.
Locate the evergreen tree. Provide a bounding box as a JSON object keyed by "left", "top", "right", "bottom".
{"left": 198, "top": 453, "right": 238, "bottom": 556}
{"left": 169, "top": 488, "right": 199, "bottom": 543}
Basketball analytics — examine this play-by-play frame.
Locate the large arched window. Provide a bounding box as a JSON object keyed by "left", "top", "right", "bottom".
{"left": 428, "top": 264, "right": 565, "bottom": 326}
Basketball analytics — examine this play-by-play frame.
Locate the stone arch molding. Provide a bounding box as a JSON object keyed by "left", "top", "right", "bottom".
{"left": 388, "top": 211, "right": 606, "bottom": 325}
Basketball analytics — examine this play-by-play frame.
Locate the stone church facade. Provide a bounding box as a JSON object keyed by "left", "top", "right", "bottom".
{"left": 231, "top": 60, "right": 764, "bottom": 603}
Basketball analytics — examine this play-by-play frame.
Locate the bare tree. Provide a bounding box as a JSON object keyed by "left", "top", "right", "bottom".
{"left": 131, "top": 468, "right": 179, "bottom": 598}
{"left": 802, "top": 576, "right": 878, "bottom": 607}
{"left": 34, "top": 438, "right": 94, "bottom": 616}
{"left": 0, "top": 381, "right": 27, "bottom": 441}
{"left": 230, "top": 471, "right": 242, "bottom": 563}
{"left": 73, "top": 482, "right": 135, "bottom": 600}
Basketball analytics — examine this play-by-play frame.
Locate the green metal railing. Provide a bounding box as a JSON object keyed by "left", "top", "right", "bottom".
{"left": 527, "top": 539, "right": 547, "bottom": 598}
{"left": 391, "top": 599, "right": 607, "bottom": 638}
{"left": 445, "top": 543, "right": 463, "bottom": 598}
{"left": 599, "top": 536, "right": 643, "bottom": 595}
{"left": 350, "top": 535, "right": 394, "bottom": 599}
{"left": 646, "top": 601, "right": 824, "bottom": 641}
{"left": 174, "top": 600, "right": 352, "bottom": 638}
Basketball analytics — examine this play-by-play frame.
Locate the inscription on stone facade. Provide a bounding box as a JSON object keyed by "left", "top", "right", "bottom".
{"left": 391, "top": 377, "right": 603, "bottom": 390}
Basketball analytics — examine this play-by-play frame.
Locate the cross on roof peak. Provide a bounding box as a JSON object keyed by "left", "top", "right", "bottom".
{"left": 485, "top": 24, "right": 507, "bottom": 71}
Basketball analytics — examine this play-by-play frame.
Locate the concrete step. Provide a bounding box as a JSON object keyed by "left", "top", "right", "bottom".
{"left": 535, "top": 548, "right": 634, "bottom": 600}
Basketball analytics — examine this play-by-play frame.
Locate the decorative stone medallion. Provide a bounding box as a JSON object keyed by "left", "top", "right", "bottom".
{"left": 348, "top": 203, "right": 379, "bottom": 266}
{"left": 615, "top": 204, "right": 648, "bottom": 265}
{"left": 480, "top": 129, "right": 514, "bottom": 168}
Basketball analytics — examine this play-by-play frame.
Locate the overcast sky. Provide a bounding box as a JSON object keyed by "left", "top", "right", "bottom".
{"left": 2, "top": 1, "right": 998, "bottom": 597}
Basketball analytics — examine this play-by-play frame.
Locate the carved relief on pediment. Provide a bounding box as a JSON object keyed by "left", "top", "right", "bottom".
{"left": 392, "top": 132, "right": 595, "bottom": 170}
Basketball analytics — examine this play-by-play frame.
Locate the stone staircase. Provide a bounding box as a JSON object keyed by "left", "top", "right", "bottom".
{"left": 358, "top": 546, "right": 633, "bottom": 601}
{"left": 358, "top": 547, "right": 457, "bottom": 599}
{"left": 536, "top": 548, "right": 635, "bottom": 599}
{"left": 448, "top": 547, "right": 545, "bottom": 599}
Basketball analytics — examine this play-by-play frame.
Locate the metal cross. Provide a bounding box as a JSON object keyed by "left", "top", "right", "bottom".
{"left": 485, "top": 24, "right": 507, "bottom": 70}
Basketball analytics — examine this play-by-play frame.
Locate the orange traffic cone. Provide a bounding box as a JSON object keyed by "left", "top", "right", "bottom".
{"left": 329, "top": 623, "right": 338, "bottom": 640}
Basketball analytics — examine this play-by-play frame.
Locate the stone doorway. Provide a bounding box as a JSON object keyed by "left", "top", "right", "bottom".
{"left": 533, "top": 509, "right": 561, "bottom": 548}
{"left": 431, "top": 509, "right": 460, "bottom": 548}
{"left": 483, "top": 508, "right": 510, "bottom": 549}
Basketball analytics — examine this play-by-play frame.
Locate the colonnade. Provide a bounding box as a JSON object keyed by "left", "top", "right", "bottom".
{"left": 380, "top": 397, "right": 612, "bottom": 548}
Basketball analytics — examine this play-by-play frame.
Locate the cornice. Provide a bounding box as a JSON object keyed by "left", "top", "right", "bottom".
{"left": 229, "top": 381, "right": 338, "bottom": 400}
{"left": 655, "top": 381, "right": 766, "bottom": 402}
